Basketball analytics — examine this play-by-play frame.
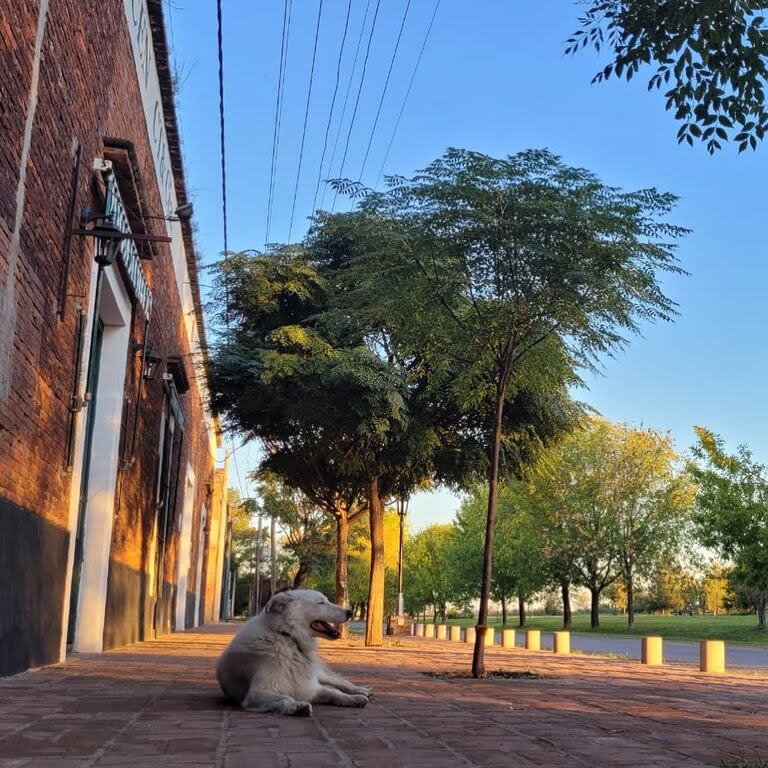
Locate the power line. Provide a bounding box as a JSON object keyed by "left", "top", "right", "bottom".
{"left": 311, "top": 0, "right": 353, "bottom": 218}
{"left": 231, "top": 439, "right": 247, "bottom": 500}
{"left": 358, "top": 0, "right": 412, "bottom": 182}
{"left": 288, "top": 0, "right": 324, "bottom": 242}
{"left": 265, "top": 0, "right": 293, "bottom": 245}
{"left": 375, "top": 0, "right": 441, "bottom": 189}
{"left": 320, "top": 0, "right": 373, "bottom": 211}
{"left": 215, "top": 0, "right": 231, "bottom": 335}
{"left": 332, "top": 0, "right": 382, "bottom": 211}
{"left": 216, "top": 0, "right": 228, "bottom": 254}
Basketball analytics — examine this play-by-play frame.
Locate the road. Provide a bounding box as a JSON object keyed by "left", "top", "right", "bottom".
{"left": 354, "top": 622, "right": 768, "bottom": 669}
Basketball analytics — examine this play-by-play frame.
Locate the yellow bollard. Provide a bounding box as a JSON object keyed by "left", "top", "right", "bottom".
{"left": 449, "top": 625, "right": 462, "bottom": 642}
{"left": 553, "top": 631, "right": 570, "bottom": 655}
{"left": 525, "top": 629, "right": 541, "bottom": 651}
{"left": 436, "top": 624, "right": 447, "bottom": 640}
{"left": 464, "top": 627, "right": 476, "bottom": 644}
{"left": 700, "top": 640, "right": 725, "bottom": 673}
{"left": 424, "top": 623, "right": 435, "bottom": 639}
{"left": 641, "top": 636, "right": 663, "bottom": 666}
{"left": 484, "top": 627, "right": 495, "bottom": 646}
{"left": 415, "top": 623, "right": 424, "bottom": 637}
{"left": 502, "top": 628, "right": 516, "bottom": 648}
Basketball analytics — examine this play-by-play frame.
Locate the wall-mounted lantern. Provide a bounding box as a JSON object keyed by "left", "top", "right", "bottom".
{"left": 143, "top": 351, "right": 162, "bottom": 381}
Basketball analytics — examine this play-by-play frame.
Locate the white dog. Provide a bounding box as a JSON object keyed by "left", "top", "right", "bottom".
{"left": 216, "top": 589, "right": 372, "bottom": 716}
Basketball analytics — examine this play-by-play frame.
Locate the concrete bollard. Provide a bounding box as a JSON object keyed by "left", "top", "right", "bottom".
{"left": 464, "top": 627, "right": 476, "bottom": 644}
{"left": 700, "top": 640, "right": 725, "bottom": 673}
{"left": 502, "top": 628, "right": 516, "bottom": 648}
{"left": 424, "top": 623, "right": 435, "bottom": 639}
{"left": 484, "top": 628, "right": 495, "bottom": 646}
{"left": 525, "top": 629, "right": 541, "bottom": 651}
{"left": 436, "top": 624, "right": 447, "bottom": 640}
{"left": 641, "top": 636, "right": 663, "bottom": 666}
{"left": 415, "top": 623, "right": 424, "bottom": 637}
{"left": 449, "top": 626, "right": 462, "bottom": 642}
{"left": 553, "top": 631, "right": 570, "bottom": 655}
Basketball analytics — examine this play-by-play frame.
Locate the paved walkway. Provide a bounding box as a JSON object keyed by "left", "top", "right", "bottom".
{"left": 1, "top": 624, "right": 767, "bottom": 767}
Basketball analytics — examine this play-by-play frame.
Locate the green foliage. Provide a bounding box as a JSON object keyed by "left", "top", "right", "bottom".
{"left": 403, "top": 524, "right": 460, "bottom": 619}
{"left": 207, "top": 250, "right": 409, "bottom": 509}
{"left": 569, "top": 0, "right": 768, "bottom": 153}
{"left": 451, "top": 485, "right": 547, "bottom": 611}
{"left": 690, "top": 427, "right": 768, "bottom": 627}
{"left": 256, "top": 474, "right": 335, "bottom": 588}
{"left": 642, "top": 559, "right": 699, "bottom": 614}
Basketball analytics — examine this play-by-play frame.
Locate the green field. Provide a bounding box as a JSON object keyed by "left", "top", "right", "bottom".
{"left": 442, "top": 613, "right": 768, "bottom": 646}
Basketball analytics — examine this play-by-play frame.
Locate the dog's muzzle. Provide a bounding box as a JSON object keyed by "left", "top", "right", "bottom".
{"left": 311, "top": 621, "right": 342, "bottom": 639}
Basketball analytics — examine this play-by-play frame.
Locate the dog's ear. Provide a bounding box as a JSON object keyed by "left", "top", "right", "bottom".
{"left": 267, "top": 592, "right": 290, "bottom": 614}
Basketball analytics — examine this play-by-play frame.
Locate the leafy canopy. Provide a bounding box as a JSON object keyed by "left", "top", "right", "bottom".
{"left": 689, "top": 426, "right": 768, "bottom": 622}
{"left": 569, "top": 0, "right": 768, "bottom": 153}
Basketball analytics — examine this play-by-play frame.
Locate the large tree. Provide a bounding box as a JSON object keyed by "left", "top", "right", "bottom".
{"left": 570, "top": 0, "right": 768, "bottom": 153}
{"left": 689, "top": 427, "right": 768, "bottom": 628}
{"left": 327, "top": 147, "right": 686, "bottom": 676}
{"left": 207, "top": 251, "right": 409, "bottom": 644}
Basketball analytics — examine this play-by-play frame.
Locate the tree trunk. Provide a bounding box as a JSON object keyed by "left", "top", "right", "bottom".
{"left": 292, "top": 562, "right": 309, "bottom": 589}
{"left": 561, "top": 578, "right": 572, "bottom": 630}
{"left": 472, "top": 381, "right": 507, "bottom": 678}
{"left": 590, "top": 587, "right": 600, "bottom": 629}
{"left": 518, "top": 596, "right": 526, "bottom": 627}
{"left": 758, "top": 597, "right": 766, "bottom": 630}
{"left": 501, "top": 595, "right": 507, "bottom": 627}
{"left": 627, "top": 574, "right": 635, "bottom": 629}
{"left": 365, "top": 476, "right": 385, "bottom": 647}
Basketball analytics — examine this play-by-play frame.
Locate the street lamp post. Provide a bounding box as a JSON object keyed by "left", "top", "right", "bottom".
{"left": 396, "top": 496, "right": 409, "bottom": 616}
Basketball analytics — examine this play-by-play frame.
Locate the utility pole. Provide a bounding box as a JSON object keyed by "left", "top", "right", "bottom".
{"left": 396, "top": 496, "right": 409, "bottom": 615}
{"left": 270, "top": 515, "right": 277, "bottom": 596}
{"left": 254, "top": 512, "right": 263, "bottom": 612}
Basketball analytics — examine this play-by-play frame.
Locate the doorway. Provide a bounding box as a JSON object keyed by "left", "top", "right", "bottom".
{"left": 66, "top": 318, "right": 103, "bottom": 646}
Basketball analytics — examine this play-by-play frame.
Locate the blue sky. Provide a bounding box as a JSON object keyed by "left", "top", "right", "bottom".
{"left": 168, "top": 0, "right": 768, "bottom": 530}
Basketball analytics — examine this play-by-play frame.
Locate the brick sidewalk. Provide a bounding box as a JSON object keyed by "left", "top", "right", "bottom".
{"left": 1, "top": 624, "right": 767, "bottom": 767}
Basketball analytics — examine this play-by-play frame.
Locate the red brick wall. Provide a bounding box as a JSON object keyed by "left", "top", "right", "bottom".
{"left": 0, "top": 0, "right": 218, "bottom": 668}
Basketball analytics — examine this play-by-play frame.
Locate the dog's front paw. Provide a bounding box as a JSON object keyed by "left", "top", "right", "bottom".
{"left": 358, "top": 685, "right": 374, "bottom": 698}
{"left": 348, "top": 694, "right": 368, "bottom": 708}
{"left": 290, "top": 701, "right": 313, "bottom": 717}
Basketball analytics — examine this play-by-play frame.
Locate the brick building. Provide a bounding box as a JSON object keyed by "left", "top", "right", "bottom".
{"left": 0, "top": 0, "right": 230, "bottom": 676}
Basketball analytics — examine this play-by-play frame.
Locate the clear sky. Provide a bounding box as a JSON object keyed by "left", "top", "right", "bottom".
{"left": 167, "top": 0, "right": 768, "bottom": 531}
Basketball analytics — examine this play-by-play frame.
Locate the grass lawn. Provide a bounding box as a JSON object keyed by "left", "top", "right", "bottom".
{"left": 440, "top": 613, "right": 768, "bottom": 646}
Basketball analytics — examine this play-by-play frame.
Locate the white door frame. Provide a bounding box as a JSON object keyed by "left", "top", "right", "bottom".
{"left": 193, "top": 504, "right": 207, "bottom": 627}
{"left": 63, "top": 263, "right": 131, "bottom": 653}
{"left": 175, "top": 464, "right": 196, "bottom": 631}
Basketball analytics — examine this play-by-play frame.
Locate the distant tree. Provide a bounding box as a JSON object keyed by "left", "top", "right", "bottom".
{"left": 325, "top": 147, "right": 685, "bottom": 675}
{"left": 257, "top": 474, "right": 334, "bottom": 589}
{"left": 689, "top": 427, "right": 768, "bottom": 628}
{"left": 702, "top": 563, "right": 730, "bottom": 615}
{"left": 606, "top": 579, "right": 628, "bottom": 613}
{"left": 453, "top": 484, "right": 548, "bottom": 626}
{"left": 610, "top": 427, "right": 693, "bottom": 627}
{"left": 569, "top": 0, "right": 768, "bottom": 153}
{"left": 645, "top": 559, "right": 698, "bottom": 614}
{"left": 404, "top": 524, "right": 457, "bottom": 621}
{"left": 530, "top": 420, "right": 626, "bottom": 629}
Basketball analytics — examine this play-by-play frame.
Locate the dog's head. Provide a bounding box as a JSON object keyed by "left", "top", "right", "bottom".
{"left": 264, "top": 589, "right": 352, "bottom": 641}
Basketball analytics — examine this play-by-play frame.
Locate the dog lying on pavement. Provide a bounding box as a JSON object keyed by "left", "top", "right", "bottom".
{"left": 216, "top": 589, "right": 373, "bottom": 716}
